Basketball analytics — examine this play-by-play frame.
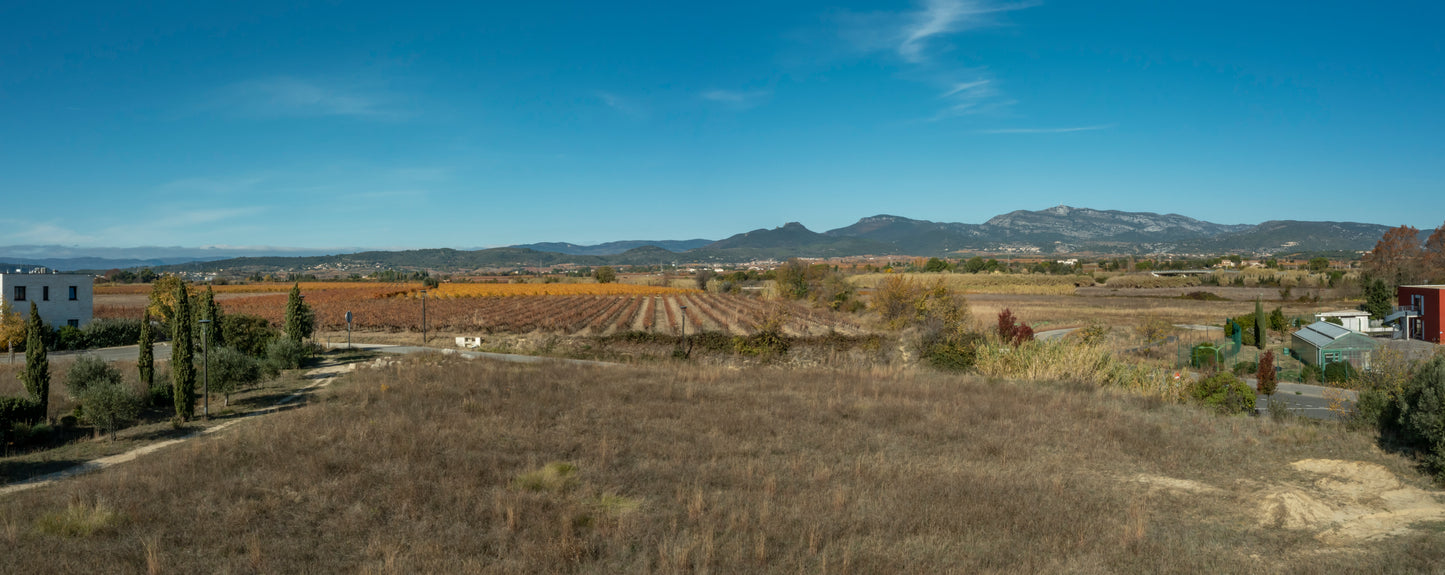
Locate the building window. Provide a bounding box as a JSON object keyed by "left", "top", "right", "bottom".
{"left": 13, "top": 286, "right": 24, "bottom": 301}
{"left": 67, "top": 319, "right": 79, "bottom": 328}
{"left": 42, "top": 286, "right": 49, "bottom": 301}
{"left": 69, "top": 286, "right": 77, "bottom": 300}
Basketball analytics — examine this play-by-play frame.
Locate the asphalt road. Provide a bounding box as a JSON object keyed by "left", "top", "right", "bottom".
{"left": 0, "top": 342, "right": 172, "bottom": 364}
{"left": 1247, "top": 378, "right": 1356, "bottom": 421}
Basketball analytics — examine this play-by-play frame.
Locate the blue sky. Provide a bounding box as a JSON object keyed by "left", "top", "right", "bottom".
{"left": 1, "top": 0, "right": 1441, "bottom": 250}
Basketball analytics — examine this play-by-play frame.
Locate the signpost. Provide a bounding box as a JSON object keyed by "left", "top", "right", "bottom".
{"left": 345, "top": 311, "right": 352, "bottom": 349}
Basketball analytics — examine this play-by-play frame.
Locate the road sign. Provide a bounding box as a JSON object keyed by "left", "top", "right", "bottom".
{"left": 345, "top": 311, "right": 353, "bottom": 323}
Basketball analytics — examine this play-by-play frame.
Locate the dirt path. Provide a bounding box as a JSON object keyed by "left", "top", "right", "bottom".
{"left": 0, "top": 361, "right": 358, "bottom": 497}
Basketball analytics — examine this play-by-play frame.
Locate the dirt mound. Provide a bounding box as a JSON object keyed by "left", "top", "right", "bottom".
{"left": 1257, "top": 459, "right": 1445, "bottom": 543}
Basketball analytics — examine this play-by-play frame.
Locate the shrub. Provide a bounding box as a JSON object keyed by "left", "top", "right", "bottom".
{"left": 208, "top": 346, "right": 264, "bottom": 406}
{"left": 919, "top": 331, "right": 983, "bottom": 371}
{"left": 1076, "top": 321, "right": 1110, "bottom": 345}
{"left": 1231, "top": 360, "right": 1258, "bottom": 376}
{"left": 56, "top": 325, "right": 86, "bottom": 351}
{"left": 1383, "top": 356, "right": 1445, "bottom": 475}
{"left": 222, "top": 314, "right": 279, "bottom": 358}
{"left": 64, "top": 355, "right": 123, "bottom": 399}
{"left": 0, "top": 396, "right": 44, "bottom": 437}
{"left": 733, "top": 329, "right": 790, "bottom": 358}
{"left": 264, "top": 338, "right": 308, "bottom": 375}
{"left": 1323, "top": 362, "right": 1356, "bottom": 384}
{"left": 1351, "top": 388, "right": 1391, "bottom": 430}
{"left": 1136, "top": 316, "right": 1172, "bottom": 345}
{"left": 997, "top": 309, "right": 1033, "bottom": 347}
{"left": 1300, "top": 363, "right": 1323, "bottom": 384}
{"left": 80, "top": 318, "right": 144, "bottom": 349}
{"left": 1189, "top": 372, "right": 1256, "bottom": 414}
{"left": 147, "top": 382, "right": 175, "bottom": 409}
{"left": 872, "top": 275, "right": 924, "bottom": 328}
{"left": 77, "top": 381, "right": 142, "bottom": 439}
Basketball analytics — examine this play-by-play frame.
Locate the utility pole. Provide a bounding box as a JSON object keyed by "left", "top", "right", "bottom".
{"left": 198, "top": 319, "right": 211, "bottom": 421}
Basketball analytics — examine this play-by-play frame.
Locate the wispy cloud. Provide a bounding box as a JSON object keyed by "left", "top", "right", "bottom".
{"left": 152, "top": 207, "right": 267, "bottom": 228}
{"left": 701, "top": 89, "right": 772, "bottom": 109}
{"left": 837, "top": 0, "right": 1034, "bottom": 63}
{"left": 209, "top": 77, "right": 402, "bottom": 119}
{"left": 976, "top": 124, "right": 1116, "bottom": 134}
{"left": 597, "top": 91, "right": 646, "bottom": 118}
{"left": 931, "top": 76, "right": 1010, "bottom": 119}
{"left": 0, "top": 221, "right": 97, "bottom": 245}
{"left": 159, "top": 175, "right": 270, "bottom": 195}
{"left": 829, "top": 0, "right": 1035, "bottom": 120}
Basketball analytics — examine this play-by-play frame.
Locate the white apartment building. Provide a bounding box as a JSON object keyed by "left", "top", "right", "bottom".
{"left": 0, "top": 272, "right": 94, "bottom": 328}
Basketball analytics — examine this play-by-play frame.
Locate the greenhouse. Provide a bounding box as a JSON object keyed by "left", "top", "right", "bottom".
{"left": 1290, "top": 321, "right": 1377, "bottom": 371}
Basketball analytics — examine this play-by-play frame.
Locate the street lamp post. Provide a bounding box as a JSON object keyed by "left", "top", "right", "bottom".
{"left": 198, "top": 319, "right": 211, "bottom": 421}
{"left": 419, "top": 290, "right": 427, "bottom": 346}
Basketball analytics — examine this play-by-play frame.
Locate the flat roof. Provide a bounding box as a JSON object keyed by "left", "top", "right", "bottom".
{"left": 1316, "top": 310, "right": 1370, "bottom": 317}
{"left": 1400, "top": 285, "right": 1445, "bottom": 289}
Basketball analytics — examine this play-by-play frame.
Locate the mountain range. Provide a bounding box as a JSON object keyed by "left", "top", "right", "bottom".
{"left": 8, "top": 206, "right": 1415, "bottom": 273}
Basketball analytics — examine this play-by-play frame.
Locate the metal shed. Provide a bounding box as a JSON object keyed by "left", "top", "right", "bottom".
{"left": 1291, "top": 321, "right": 1377, "bottom": 370}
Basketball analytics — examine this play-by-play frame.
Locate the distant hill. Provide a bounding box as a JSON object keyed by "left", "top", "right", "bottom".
{"left": 0, "top": 244, "right": 360, "bottom": 272}
{"left": 1175, "top": 221, "right": 1400, "bottom": 253}
{"left": 511, "top": 239, "right": 712, "bottom": 256}
{"left": 692, "top": 222, "right": 896, "bottom": 260}
{"left": 137, "top": 205, "right": 1419, "bottom": 274}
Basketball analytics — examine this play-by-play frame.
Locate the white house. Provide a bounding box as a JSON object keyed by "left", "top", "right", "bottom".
{"left": 1314, "top": 310, "right": 1393, "bottom": 336}
{"left": 0, "top": 272, "right": 94, "bottom": 328}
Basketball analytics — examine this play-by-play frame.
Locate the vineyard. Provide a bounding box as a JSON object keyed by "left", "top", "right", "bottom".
{"left": 94, "top": 283, "right": 863, "bottom": 337}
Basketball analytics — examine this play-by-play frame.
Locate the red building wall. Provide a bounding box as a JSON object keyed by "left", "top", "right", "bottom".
{"left": 1398, "top": 286, "right": 1445, "bottom": 343}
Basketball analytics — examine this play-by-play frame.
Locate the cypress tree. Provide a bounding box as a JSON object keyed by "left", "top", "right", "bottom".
{"left": 22, "top": 302, "right": 49, "bottom": 418}
{"left": 1254, "top": 298, "right": 1266, "bottom": 350}
{"left": 171, "top": 281, "right": 196, "bottom": 421}
{"left": 200, "top": 285, "right": 225, "bottom": 349}
{"left": 138, "top": 309, "right": 154, "bottom": 388}
{"left": 284, "top": 283, "right": 313, "bottom": 344}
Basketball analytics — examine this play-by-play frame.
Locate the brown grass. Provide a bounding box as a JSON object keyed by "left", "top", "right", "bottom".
{"left": 852, "top": 273, "right": 1092, "bottom": 295}
{"left": 0, "top": 356, "right": 1441, "bottom": 572}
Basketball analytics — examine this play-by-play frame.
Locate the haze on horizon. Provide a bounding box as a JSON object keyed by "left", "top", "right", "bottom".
{"left": 2, "top": 1, "right": 1441, "bottom": 250}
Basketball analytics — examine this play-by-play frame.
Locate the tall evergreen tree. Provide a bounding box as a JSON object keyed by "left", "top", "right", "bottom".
{"left": 22, "top": 302, "right": 49, "bottom": 418}
{"left": 1254, "top": 298, "right": 1266, "bottom": 350}
{"left": 171, "top": 281, "right": 196, "bottom": 421}
{"left": 1362, "top": 276, "right": 1395, "bottom": 320}
{"left": 283, "top": 284, "right": 313, "bottom": 344}
{"left": 200, "top": 285, "right": 225, "bottom": 349}
{"left": 138, "top": 309, "right": 154, "bottom": 388}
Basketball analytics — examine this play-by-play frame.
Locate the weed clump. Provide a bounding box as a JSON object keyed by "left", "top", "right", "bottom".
{"left": 34, "top": 499, "right": 122, "bottom": 537}
{"left": 513, "top": 462, "right": 578, "bottom": 492}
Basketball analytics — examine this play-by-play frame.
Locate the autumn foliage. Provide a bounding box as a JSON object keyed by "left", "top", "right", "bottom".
{"left": 996, "top": 308, "right": 1035, "bottom": 347}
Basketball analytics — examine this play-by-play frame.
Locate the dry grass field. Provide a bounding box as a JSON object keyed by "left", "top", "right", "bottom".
{"left": 851, "top": 273, "right": 1092, "bottom": 295}
{"left": 965, "top": 293, "right": 1344, "bottom": 332}
{"left": 2, "top": 355, "right": 1442, "bottom": 573}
